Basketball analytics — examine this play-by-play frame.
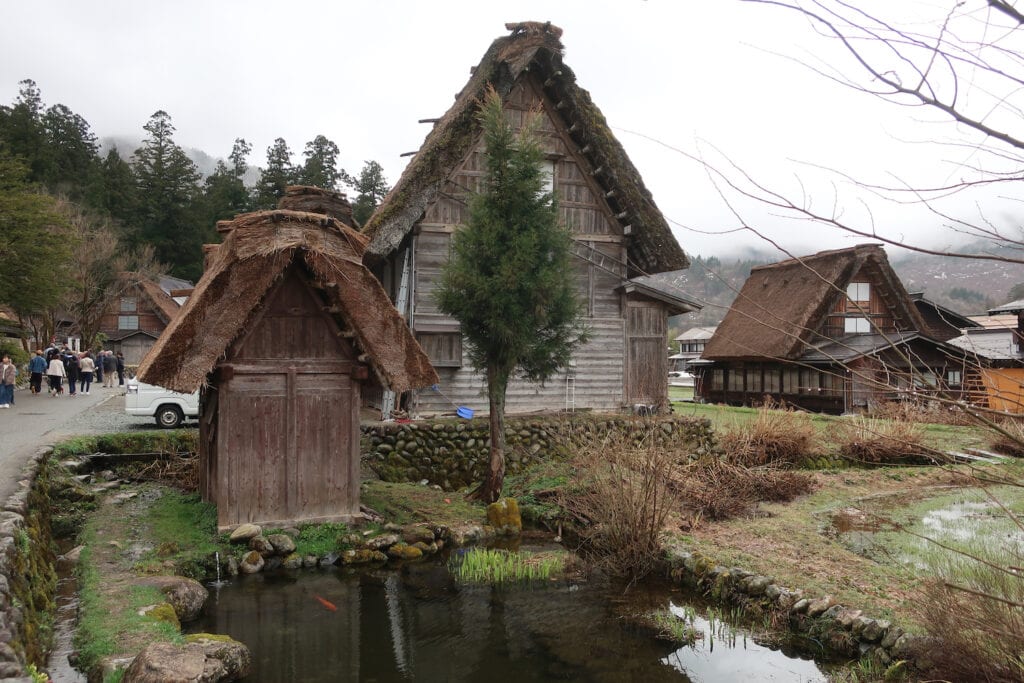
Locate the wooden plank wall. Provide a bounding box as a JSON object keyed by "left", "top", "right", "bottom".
{"left": 406, "top": 73, "right": 637, "bottom": 414}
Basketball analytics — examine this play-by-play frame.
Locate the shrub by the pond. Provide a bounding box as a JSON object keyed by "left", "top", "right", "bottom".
{"left": 918, "top": 546, "right": 1024, "bottom": 682}
{"left": 561, "top": 430, "right": 681, "bottom": 580}
{"left": 836, "top": 417, "right": 930, "bottom": 465}
{"left": 671, "top": 458, "right": 816, "bottom": 521}
{"left": 452, "top": 548, "right": 564, "bottom": 583}
{"left": 990, "top": 419, "right": 1024, "bottom": 458}
{"left": 718, "top": 404, "right": 818, "bottom": 467}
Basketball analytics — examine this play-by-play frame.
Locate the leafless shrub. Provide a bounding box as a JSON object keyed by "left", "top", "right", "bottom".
{"left": 918, "top": 566, "right": 1024, "bottom": 682}
{"left": 561, "top": 430, "right": 682, "bottom": 580}
{"left": 991, "top": 419, "right": 1024, "bottom": 458}
{"left": 869, "top": 399, "right": 974, "bottom": 427}
{"left": 718, "top": 403, "right": 818, "bottom": 467}
{"left": 672, "top": 458, "right": 815, "bottom": 521}
{"left": 836, "top": 417, "right": 930, "bottom": 465}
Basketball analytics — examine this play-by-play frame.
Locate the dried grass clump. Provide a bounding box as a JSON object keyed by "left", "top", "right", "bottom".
{"left": 560, "top": 430, "right": 682, "bottom": 580}
{"left": 673, "top": 458, "right": 816, "bottom": 521}
{"left": 718, "top": 404, "right": 818, "bottom": 467}
{"left": 918, "top": 560, "right": 1024, "bottom": 682}
{"left": 870, "top": 399, "right": 974, "bottom": 426}
{"left": 991, "top": 419, "right": 1024, "bottom": 458}
{"left": 836, "top": 417, "right": 930, "bottom": 465}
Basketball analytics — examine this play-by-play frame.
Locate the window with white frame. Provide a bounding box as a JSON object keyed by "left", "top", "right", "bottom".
{"left": 845, "top": 317, "right": 871, "bottom": 333}
{"left": 846, "top": 282, "right": 870, "bottom": 302}
{"left": 118, "top": 315, "right": 139, "bottom": 330}
{"left": 120, "top": 296, "right": 138, "bottom": 312}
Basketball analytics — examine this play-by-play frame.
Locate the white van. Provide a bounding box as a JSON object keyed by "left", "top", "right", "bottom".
{"left": 125, "top": 380, "right": 200, "bottom": 428}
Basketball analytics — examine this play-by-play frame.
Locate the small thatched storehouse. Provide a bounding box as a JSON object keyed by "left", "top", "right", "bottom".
{"left": 697, "top": 245, "right": 971, "bottom": 413}
{"left": 138, "top": 209, "right": 438, "bottom": 530}
{"left": 362, "top": 21, "right": 699, "bottom": 414}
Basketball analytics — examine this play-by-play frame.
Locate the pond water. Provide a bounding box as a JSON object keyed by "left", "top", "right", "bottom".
{"left": 188, "top": 560, "right": 835, "bottom": 682}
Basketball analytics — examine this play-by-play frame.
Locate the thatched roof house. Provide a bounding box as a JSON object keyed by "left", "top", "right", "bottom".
{"left": 99, "top": 272, "right": 184, "bottom": 365}
{"left": 698, "top": 244, "right": 971, "bottom": 413}
{"left": 137, "top": 210, "right": 437, "bottom": 395}
{"left": 362, "top": 21, "right": 687, "bottom": 276}
{"left": 359, "top": 22, "right": 697, "bottom": 415}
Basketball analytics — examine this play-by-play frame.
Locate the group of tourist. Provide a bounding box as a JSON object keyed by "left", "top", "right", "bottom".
{"left": 23, "top": 347, "right": 125, "bottom": 398}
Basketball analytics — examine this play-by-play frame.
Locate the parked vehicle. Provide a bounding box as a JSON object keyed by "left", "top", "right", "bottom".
{"left": 125, "top": 380, "right": 199, "bottom": 428}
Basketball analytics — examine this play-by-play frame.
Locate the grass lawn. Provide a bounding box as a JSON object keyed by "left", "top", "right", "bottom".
{"left": 668, "top": 385, "right": 694, "bottom": 401}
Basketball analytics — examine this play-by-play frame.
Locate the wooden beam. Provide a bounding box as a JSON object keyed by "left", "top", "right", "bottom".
{"left": 418, "top": 118, "right": 440, "bottom": 124}
{"left": 400, "top": 150, "right": 418, "bottom": 157}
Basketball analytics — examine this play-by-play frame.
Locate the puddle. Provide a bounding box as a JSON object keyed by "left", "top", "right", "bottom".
{"left": 188, "top": 561, "right": 837, "bottom": 682}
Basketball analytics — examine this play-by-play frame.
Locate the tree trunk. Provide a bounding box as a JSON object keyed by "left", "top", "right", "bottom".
{"left": 479, "top": 365, "right": 508, "bottom": 504}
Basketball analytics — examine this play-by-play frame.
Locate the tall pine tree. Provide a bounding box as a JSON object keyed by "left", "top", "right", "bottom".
{"left": 253, "top": 137, "right": 296, "bottom": 209}
{"left": 131, "top": 111, "right": 202, "bottom": 279}
{"left": 436, "top": 88, "right": 587, "bottom": 502}
{"left": 350, "top": 160, "right": 390, "bottom": 225}
{"left": 299, "top": 134, "right": 349, "bottom": 191}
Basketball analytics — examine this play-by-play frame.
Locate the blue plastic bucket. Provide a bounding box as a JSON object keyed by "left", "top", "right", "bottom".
{"left": 456, "top": 406, "right": 474, "bottom": 419}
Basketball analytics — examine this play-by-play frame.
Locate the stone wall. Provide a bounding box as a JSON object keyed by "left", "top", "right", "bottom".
{"left": 362, "top": 415, "right": 716, "bottom": 490}
{"left": 0, "top": 448, "right": 57, "bottom": 681}
{"left": 663, "top": 542, "right": 925, "bottom": 673}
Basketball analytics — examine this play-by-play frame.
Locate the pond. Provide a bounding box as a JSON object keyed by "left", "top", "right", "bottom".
{"left": 188, "top": 558, "right": 837, "bottom": 682}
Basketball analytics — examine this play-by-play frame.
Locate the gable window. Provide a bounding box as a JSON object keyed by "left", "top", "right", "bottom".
{"left": 120, "top": 296, "right": 138, "bottom": 312}
{"left": 847, "top": 283, "right": 870, "bottom": 303}
{"left": 845, "top": 317, "right": 871, "bottom": 333}
{"left": 538, "top": 159, "right": 555, "bottom": 201}
{"left": 947, "top": 370, "right": 962, "bottom": 386}
{"left": 118, "top": 315, "right": 139, "bottom": 331}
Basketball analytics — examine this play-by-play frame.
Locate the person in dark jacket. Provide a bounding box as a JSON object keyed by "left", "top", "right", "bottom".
{"left": 64, "top": 351, "right": 80, "bottom": 396}
{"left": 28, "top": 350, "right": 46, "bottom": 395}
{"left": 102, "top": 351, "right": 117, "bottom": 388}
{"left": 116, "top": 352, "right": 125, "bottom": 386}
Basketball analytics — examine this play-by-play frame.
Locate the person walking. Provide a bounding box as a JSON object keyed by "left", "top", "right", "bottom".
{"left": 46, "top": 353, "right": 66, "bottom": 396}
{"left": 102, "top": 351, "right": 117, "bottom": 388}
{"left": 116, "top": 352, "right": 125, "bottom": 386}
{"left": 94, "top": 350, "right": 103, "bottom": 385}
{"left": 0, "top": 355, "right": 15, "bottom": 408}
{"left": 65, "top": 351, "right": 80, "bottom": 397}
{"left": 28, "top": 350, "right": 46, "bottom": 395}
{"left": 79, "top": 352, "right": 95, "bottom": 394}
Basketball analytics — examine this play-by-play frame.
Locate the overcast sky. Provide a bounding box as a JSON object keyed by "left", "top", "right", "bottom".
{"left": 2, "top": 0, "right": 1015, "bottom": 260}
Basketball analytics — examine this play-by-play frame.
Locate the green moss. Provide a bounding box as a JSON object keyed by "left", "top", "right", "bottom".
{"left": 186, "top": 632, "right": 237, "bottom": 644}
{"left": 141, "top": 602, "right": 181, "bottom": 630}
{"left": 293, "top": 522, "right": 349, "bottom": 557}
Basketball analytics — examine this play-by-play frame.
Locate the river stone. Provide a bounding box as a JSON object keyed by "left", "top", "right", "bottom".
{"left": 821, "top": 605, "right": 845, "bottom": 620}
{"left": 806, "top": 596, "right": 835, "bottom": 618}
{"left": 302, "top": 555, "right": 318, "bottom": 569}
{"left": 413, "top": 541, "right": 437, "bottom": 554}
{"left": 123, "top": 636, "right": 251, "bottom": 683}
{"left": 366, "top": 534, "right": 400, "bottom": 551}
{"left": 62, "top": 544, "right": 84, "bottom": 563}
{"left": 229, "top": 524, "right": 261, "bottom": 543}
{"left": 282, "top": 554, "right": 303, "bottom": 570}
{"left": 342, "top": 549, "right": 387, "bottom": 564}
{"left": 387, "top": 543, "right": 423, "bottom": 561}
{"left": 402, "top": 526, "right": 435, "bottom": 545}
{"left": 267, "top": 534, "right": 296, "bottom": 556}
{"left": 835, "top": 609, "right": 862, "bottom": 629}
{"left": 791, "top": 598, "right": 810, "bottom": 614}
{"left": 851, "top": 616, "right": 872, "bottom": 637}
{"left": 248, "top": 536, "right": 274, "bottom": 556}
{"left": 861, "top": 619, "right": 890, "bottom": 643}
{"left": 764, "top": 584, "right": 782, "bottom": 601}
{"left": 880, "top": 625, "right": 904, "bottom": 650}
{"left": 239, "top": 551, "right": 264, "bottom": 574}
{"left": 486, "top": 498, "right": 522, "bottom": 534}
{"left": 226, "top": 556, "right": 240, "bottom": 577}
{"left": 137, "top": 576, "right": 208, "bottom": 623}
{"left": 264, "top": 557, "right": 283, "bottom": 572}
{"left": 319, "top": 552, "right": 339, "bottom": 567}
{"left": 138, "top": 603, "right": 181, "bottom": 630}
{"left": 743, "top": 576, "right": 771, "bottom": 596}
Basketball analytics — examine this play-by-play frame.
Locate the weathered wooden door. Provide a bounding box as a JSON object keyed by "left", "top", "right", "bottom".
{"left": 626, "top": 300, "right": 667, "bottom": 406}
{"left": 212, "top": 267, "right": 360, "bottom": 529}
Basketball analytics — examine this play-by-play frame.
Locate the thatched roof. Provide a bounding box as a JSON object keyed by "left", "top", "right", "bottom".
{"left": 137, "top": 210, "right": 438, "bottom": 394}
{"left": 361, "top": 21, "right": 687, "bottom": 275}
{"left": 134, "top": 276, "right": 181, "bottom": 324}
{"left": 703, "top": 244, "right": 928, "bottom": 361}
{"left": 278, "top": 185, "right": 355, "bottom": 225}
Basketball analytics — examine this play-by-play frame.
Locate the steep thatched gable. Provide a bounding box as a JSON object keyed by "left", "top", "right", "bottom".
{"left": 137, "top": 210, "right": 438, "bottom": 394}
{"left": 361, "top": 21, "right": 687, "bottom": 275}
{"left": 703, "top": 244, "right": 928, "bottom": 361}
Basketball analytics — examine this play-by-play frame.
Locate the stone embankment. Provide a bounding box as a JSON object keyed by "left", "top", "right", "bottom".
{"left": 363, "top": 415, "right": 715, "bottom": 489}
{"left": 663, "top": 542, "right": 925, "bottom": 672}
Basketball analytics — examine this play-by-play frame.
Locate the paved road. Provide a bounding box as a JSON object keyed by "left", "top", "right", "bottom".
{"left": 0, "top": 384, "right": 161, "bottom": 503}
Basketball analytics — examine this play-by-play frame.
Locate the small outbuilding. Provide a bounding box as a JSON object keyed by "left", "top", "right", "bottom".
{"left": 137, "top": 209, "right": 438, "bottom": 530}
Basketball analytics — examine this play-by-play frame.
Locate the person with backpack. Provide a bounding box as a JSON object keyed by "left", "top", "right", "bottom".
{"left": 102, "top": 351, "right": 117, "bottom": 388}
{"left": 64, "top": 351, "right": 80, "bottom": 397}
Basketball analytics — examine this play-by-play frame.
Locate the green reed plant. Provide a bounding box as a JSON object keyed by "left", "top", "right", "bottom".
{"left": 451, "top": 548, "right": 564, "bottom": 584}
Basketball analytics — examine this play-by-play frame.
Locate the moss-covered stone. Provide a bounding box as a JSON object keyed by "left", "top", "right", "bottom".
{"left": 140, "top": 602, "right": 181, "bottom": 630}
{"left": 486, "top": 498, "right": 522, "bottom": 534}
{"left": 386, "top": 543, "right": 424, "bottom": 561}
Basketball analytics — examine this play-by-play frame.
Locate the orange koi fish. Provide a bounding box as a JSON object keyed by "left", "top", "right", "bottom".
{"left": 313, "top": 594, "right": 338, "bottom": 612}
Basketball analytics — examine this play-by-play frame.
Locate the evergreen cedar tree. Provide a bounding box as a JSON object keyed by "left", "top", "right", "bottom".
{"left": 436, "top": 88, "right": 589, "bottom": 503}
